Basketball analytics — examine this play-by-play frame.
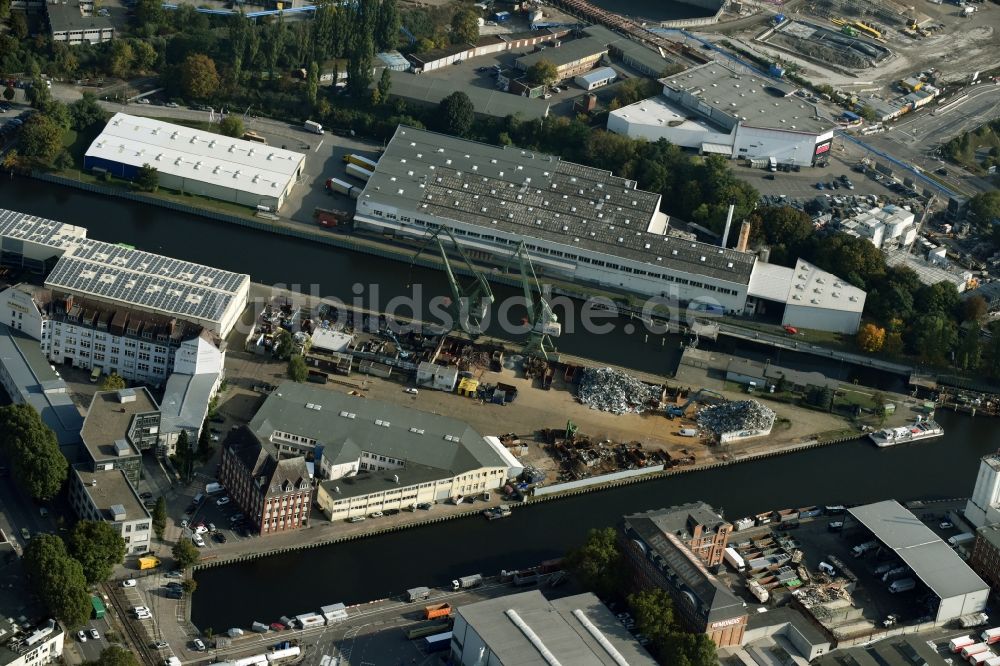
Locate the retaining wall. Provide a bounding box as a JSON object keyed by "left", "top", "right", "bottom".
{"left": 531, "top": 464, "right": 665, "bottom": 496}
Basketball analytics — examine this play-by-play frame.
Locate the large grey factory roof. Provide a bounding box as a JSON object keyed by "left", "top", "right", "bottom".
{"left": 625, "top": 510, "right": 746, "bottom": 624}
{"left": 849, "top": 500, "right": 988, "bottom": 601}
{"left": 360, "top": 126, "right": 756, "bottom": 284}
{"left": 385, "top": 71, "right": 551, "bottom": 120}
{"left": 582, "top": 25, "right": 677, "bottom": 76}
{"left": 0, "top": 324, "right": 83, "bottom": 447}
{"left": 515, "top": 37, "right": 609, "bottom": 70}
{"left": 0, "top": 208, "right": 249, "bottom": 327}
{"left": 661, "top": 63, "right": 833, "bottom": 135}
{"left": 46, "top": 1, "right": 113, "bottom": 32}
{"left": 249, "top": 382, "right": 512, "bottom": 476}
{"left": 457, "top": 591, "right": 657, "bottom": 666}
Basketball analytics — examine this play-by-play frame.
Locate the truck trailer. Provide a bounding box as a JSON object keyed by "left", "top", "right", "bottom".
{"left": 982, "top": 627, "right": 1000, "bottom": 644}
{"left": 452, "top": 574, "right": 483, "bottom": 590}
{"left": 723, "top": 547, "right": 746, "bottom": 572}
{"left": 406, "top": 586, "right": 430, "bottom": 602}
{"left": 424, "top": 603, "right": 453, "bottom": 620}
{"left": 345, "top": 163, "right": 373, "bottom": 182}
{"left": 962, "top": 643, "right": 989, "bottom": 660}
{"left": 326, "top": 177, "right": 360, "bottom": 199}
{"left": 951, "top": 636, "right": 976, "bottom": 653}
{"left": 345, "top": 154, "right": 379, "bottom": 170}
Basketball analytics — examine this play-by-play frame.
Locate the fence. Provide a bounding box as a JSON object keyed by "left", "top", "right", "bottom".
{"left": 531, "top": 465, "right": 666, "bottom": 496}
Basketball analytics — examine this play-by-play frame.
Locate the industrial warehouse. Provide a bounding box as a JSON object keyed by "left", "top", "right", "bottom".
{"left": 354, "top": 126, "right": 864, "bottom": 333}
{"left": 84, "top": 113, "right": 306, "bottom": 211}
{"left": 245, "top": 382, "right": 523, "bottom": 521}
{"left": 607, "top": 63, "right": 836, "bottom": 167}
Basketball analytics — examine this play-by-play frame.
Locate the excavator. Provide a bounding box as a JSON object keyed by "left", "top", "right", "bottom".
{"left": 665, "top": 388, "right": 726, "bottom": 418}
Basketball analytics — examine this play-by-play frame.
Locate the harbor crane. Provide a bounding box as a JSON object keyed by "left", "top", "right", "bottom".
{"left": 503, "top": 241, "right": 561, "bottom": 360}
{"left": 409, "top": 226, "right": 494, "bottom": 336}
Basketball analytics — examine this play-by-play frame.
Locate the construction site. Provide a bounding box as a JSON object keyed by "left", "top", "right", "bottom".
{"left": 763, "top": 18, "right": 893, "bottom": 70}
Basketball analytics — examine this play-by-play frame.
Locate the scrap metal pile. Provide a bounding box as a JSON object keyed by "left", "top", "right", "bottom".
{"left": 578, "top": 367, "right": 660, "bottom": 415}
{"left": 697, "top": 400, "right": 776, "bottom": 435}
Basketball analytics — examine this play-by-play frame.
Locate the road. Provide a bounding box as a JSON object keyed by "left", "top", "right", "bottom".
{"left": 861, "top": 82, "right": 1000, "bottom": 197}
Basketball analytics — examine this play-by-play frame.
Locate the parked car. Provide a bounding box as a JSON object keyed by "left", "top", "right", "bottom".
{"left": 348, "top": 516, "right": 366, "bottom": 523}
{"left": 122, "top": 579, "right": 137, "bottom": 588}
{"left": 216, "top": 497, "right": 230, "bottom": 506}
{"left": 404, "top": 387, "right": 418, "bottom": 395}
{"left": 77, "top": 631, "right": 87, "bottom": 642}
{"left": 370, "top": 511, "right": 384, "bottom": 518}
{"left": 192, "top": 638, "right": 206, "bottom": 651}
{"left": 213, "top": 532, "right": 227, "bottom": 544}
{"left": 90, "top": 628, "right": 100, "bottom": 640}
{"left": 417, "top": 502, "right": 432, "bottom": 510}
{"left": 940, "top": 520, "right": 954, "bottom": 529}
{"left": 139, "top": 492, "right": 153, "bottom": 499}
{"left": 815, "top": 182, "right": 825, "bottom": 190}
{"left": 153, "top": 641, "right": 169, "bottom": 649}
{"left": 164, "top": 570, "right": 183, "bottom": 579}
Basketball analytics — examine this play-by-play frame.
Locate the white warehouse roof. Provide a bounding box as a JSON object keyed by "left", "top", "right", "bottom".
{"left": 747, "top": 258, "right": 865, "bottom": 313}
{"left": 86, "top": 113, "right": 306, "bottom": 200}
{"left": 576, "top": 66, "right": 617, "bottom": 86}
{"left": 849, "top": 500, "right": 988, "bottom": 601}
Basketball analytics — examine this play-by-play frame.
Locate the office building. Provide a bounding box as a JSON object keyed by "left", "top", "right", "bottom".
{"left": 0, "top": 619, "right": 64, "bottom": 666}
{"left": 218, "top": 426, "right": 312, "bottom": 536}
{"left": 608, "top": 62, "right": 836, "bottom": 167}
{"left": 838, "top": 205, "right": 917, "bottom": 250}
{"left": 355, "top": 127, "right": 866, "bottom": 334}
{"left": 450, "top": 590, "right": 658, "bottom": 665}
{"left": 622, "top": 507, "right": 748, "bottom": 646}
{"left": 0, "top": 322, "right": 83, "bottom": 454}
{"left": 971, "top": 524, "right": 1000, "bottom": 596}
{"left": 515, "top": 37, "right": 609, "bottom": 79}
{"left": 848, "top": 500, "right": 989, "bottom": 624}
{"left": 80, "top": 388, "right": 160, "bottom": 487}
{"left": 69, "top": 467, "right": 151, "bottom": 554}
{"left": 246, "top": 382, "right": 521, "bottom": 520}
{"left": 966, "top": 453, "right": 1000, "bottom": 528}
{"left": 46, "top": 0, "right": 113, "bottom": 45}
{"left": 633, "top": 502, "right": 733, "bottom": 567}
{"left": 85, "top": 114, "right": 306, "bottom": 211}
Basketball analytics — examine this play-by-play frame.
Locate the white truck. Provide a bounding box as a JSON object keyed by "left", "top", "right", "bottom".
{"left": 723, "top": 547, "right": 745, "bottom": 572}
{"left": 304, "top": 119, "right": 324, "bottom": 134}
{"left": 345, "top": 163, "right": 373, "bottom": 182}
{"left": 452, "top": 574, "right": 483, "bottom": 590}
{"left": 851, "top": 540, "right": 878, "bottom": 557}
{"left": 949, "top": 532, "right": 976, "bottom": 547}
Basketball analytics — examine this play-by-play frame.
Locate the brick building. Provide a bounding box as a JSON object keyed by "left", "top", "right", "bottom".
{"left": 971, "top": 524, "right": 1000, "bottom": 594}
{"left": 218, "top": 426, "right": 312, "bottom": 536}
{"left": 622, "top": 505, "right": 747, "bottom": 647}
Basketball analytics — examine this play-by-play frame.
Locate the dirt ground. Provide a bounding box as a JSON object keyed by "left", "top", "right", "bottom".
{"left": 221, "top": 348, "right": 855, "bottom": 483}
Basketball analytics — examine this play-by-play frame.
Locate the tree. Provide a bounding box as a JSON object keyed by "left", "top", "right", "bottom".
{"left": 85, "top": 646, "right": 140, "bottom": 666}
{"left": 100, "top": 372, "right": 126, "bottom": 391}
{"left": 23, "top": 535, "right": 91, "bottom": 629}
{"left": 914, "top": 281, "right": 960, "bottom": 317}
{"left": 526, "top": 60, "right": 558, "bottom": 86}
{"left": 109, "top": 40, "right": 135, "bottom": 79}
{"left": 182, "top": 578, "right": 198, "bottom": 594}
{"left": 68, "top": 92, "right": 106, "bottom": 131}
{"left": 962, "top": 295, "right": 988, "bottom": 323}
{"left": 565, "top": 527, "right": 622, "bottom": 598}
{"left": 2, "top": 86, "right": 13, "bottom": 102}
{"left": 306, "top": 60, "right": 319, "bottom": 107}
{"left": 450, "top": 8, "right": 479, "bottom": 44}
{"left": 749, "top": 206, "right": 813, "bottom": 263}
{"left": 172, "top": 429, "right": 194, "bottom": 482}
{"left": 377, "top": 67, "right": 392, "bottom": 104}
{"left": 858, "top": 105, "right": 877, "bottom": 123}
{"left": 437, "top": 91, "right": 474, "bottom": 137}
{"left": 172, "top": 538, "right": 200, "bottom": 569}
{"left": 68, "top": 521, "right": 127, "bottom": 585}
{"left": 871, "top": 391, "right": 887, "bottom": 423}
{"left": 806, "top": 385, "right": 833, "bottom": 411}
{"left": 288, "top": 355, "right": 308, "bottom": 382}
{"left": 628, "top": 589, "right": 675, "bottom": 644}
{"left": 18, "top": 114, "right": 64, "bottom": 166}
{"left": 131, "top": 40, "right": 158, "bottom": 72}
{"left": 219, "top": 115, "right": 244, "bottom": 138}
{"left": 968, "top": 190, "right": 1000, "bottom": 229}
{"left": 908, "top": 313, "right": 958, "bottom": 364}
{"left": 135, "top": 163, "right": 159, "bottom": 192}
{"left": 180, "top": 53, "right": 220, "bottom": 101}
{"left": 0, "top": 404, "right": 68, "bottom": 501}
{"left": 273, "top": 328, "right": 293, "bottom": 360}
{"left": 856, "top": 323, "right": 885, "bottom": 352}
{"left": 956, "top": 324, "right": 983, "bottom": 371}
{"left": 10, "top": 11, "right": 27, "bottom": 40}
{"left": 659, "top": 632, "right": 717, "bottom": 666}
{"left": 152, "top": 497, "right": 167, "bottom": 540}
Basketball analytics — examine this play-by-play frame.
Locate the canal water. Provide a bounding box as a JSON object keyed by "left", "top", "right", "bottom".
{"left": 584, "top": 0, "right": 719, "bottom": 23}
{"left": 187, "top": 409, "right": 997, "bottom": 630}
{"left": 0, "top": 179, "right": 953, "bottom": 630}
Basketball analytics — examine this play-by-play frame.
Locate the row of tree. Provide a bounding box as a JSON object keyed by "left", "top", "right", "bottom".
{"left": 566, "top": 528, "right": 718, "bottom": 666}
{"left": 24, "top": 521, "right": 126, "bottom": 628}
{"left": 0, "top": 404, "right": 68, "bottom": 501}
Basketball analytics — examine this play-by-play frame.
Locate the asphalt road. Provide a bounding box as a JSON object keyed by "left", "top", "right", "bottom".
{"left": 861, "top": 82, "right": 1000, "bottom": 196}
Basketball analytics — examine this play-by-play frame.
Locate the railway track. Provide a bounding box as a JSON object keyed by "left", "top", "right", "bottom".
{"left": 101, "top": 582, "right": 160, "bottom": 665}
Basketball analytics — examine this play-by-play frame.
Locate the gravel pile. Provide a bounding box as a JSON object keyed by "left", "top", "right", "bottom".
{"left": 698, "top": 400, "right": 776, "bottom": 435}
{"left": 578, "top": 367, "right": 660, "bottom": 415}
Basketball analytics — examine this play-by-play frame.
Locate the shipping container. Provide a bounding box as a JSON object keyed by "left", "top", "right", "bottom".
{"left": 407, "top": 622, "right": 452, "bottom": 640}
{"left": 347, "top": 154, "right": 379, "bottom": 170}
{"left": 963, "top": 643, "right": 989, "bottom": 660}
{"left": 406, "top": 586, "right": 430, "bottom": 602}
{"left": 952, "top": 636, "right": 976, "bottom": 653}
{"left": 346, "top": 163, "right": 373, "bottom": 182}
{"left": 326, "top": 177, "right": 355, "bottom": 196}
{"left": 423, "top": 632, "right": 453, "bottom": 652}
{"left": 321, "top": 602, "right": 348, "bottom": 624}
{"left": 91, "top": 595, "right": 106, "bottom": 619}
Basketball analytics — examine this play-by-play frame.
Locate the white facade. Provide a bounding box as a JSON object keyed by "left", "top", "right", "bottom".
{"left": 966, "top": 454, "right": 1000, "bottom": 529}
{"left": 747, "top": 259, "right": 866, "bottom": 335}
{"left": 416, "top": 361, "right": 459, "bottom": 391}
{"left": 69, "top": 468, "right": 151, "bottom": 555}
{"left": 0, "top": 621, "right": 64, "bottom": 666}
{"left": 841, "top": 206, "right": 916, "bottom": 250}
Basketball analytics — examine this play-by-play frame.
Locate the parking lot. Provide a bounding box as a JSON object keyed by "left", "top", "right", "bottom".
{"left": 729, "top": 152, "right": 908, "bottom": 201}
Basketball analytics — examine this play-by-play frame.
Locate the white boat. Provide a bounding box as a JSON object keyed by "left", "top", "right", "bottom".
{"left": 869, "top": 418, "right": 943, "bottom": 448}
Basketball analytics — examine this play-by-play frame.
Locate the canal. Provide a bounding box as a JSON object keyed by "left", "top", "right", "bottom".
{"left": 0, "top": 179, "right": 939, "bottom": 630}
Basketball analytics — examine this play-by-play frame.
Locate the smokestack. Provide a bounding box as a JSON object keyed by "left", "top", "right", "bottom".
{"left": 736, "top": 221, "right": 752, "bottom": 253}
{"left": 720, "top": 204, "right": 735, "bottom": 248}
